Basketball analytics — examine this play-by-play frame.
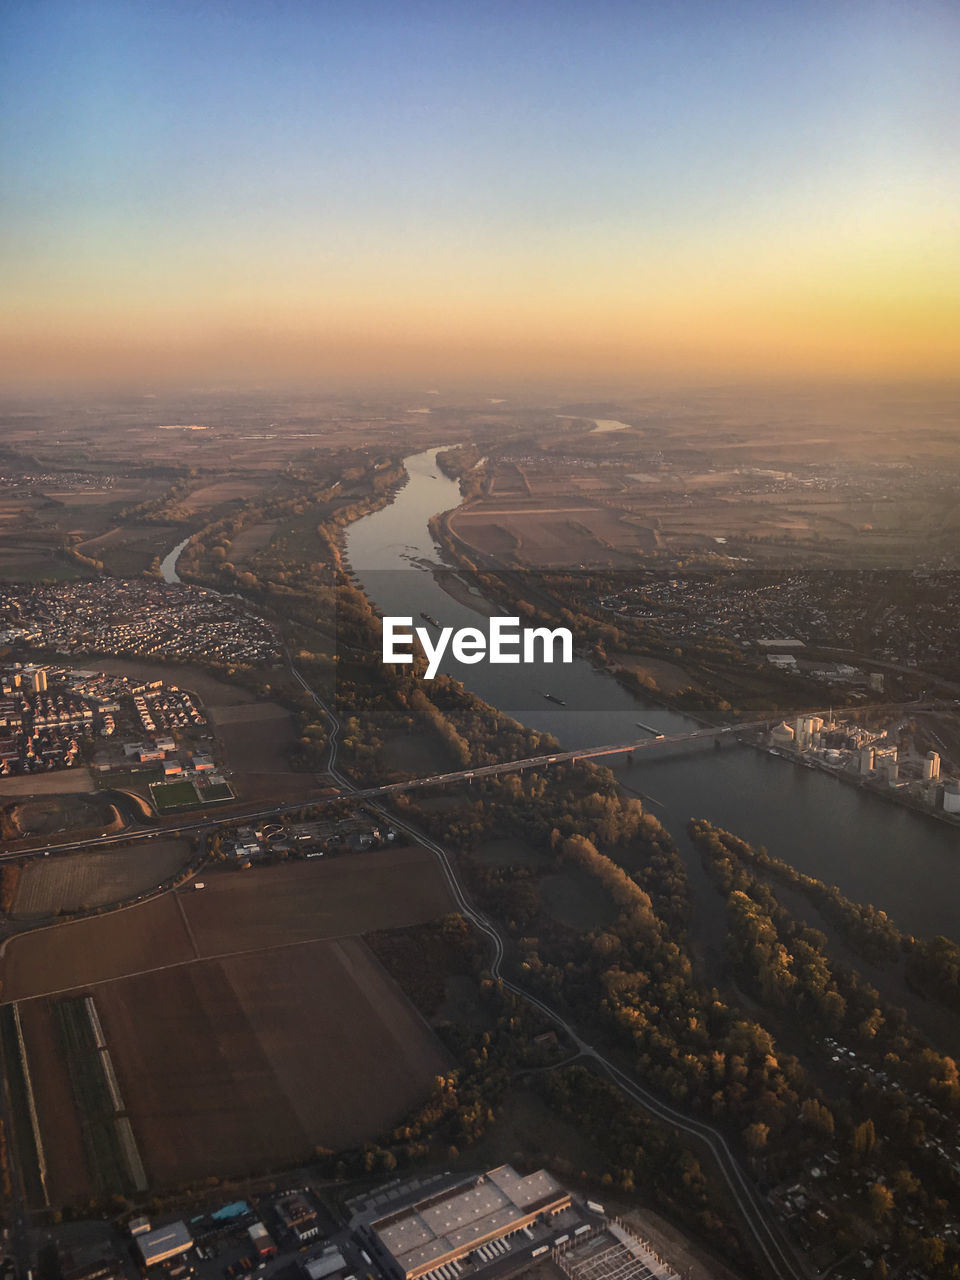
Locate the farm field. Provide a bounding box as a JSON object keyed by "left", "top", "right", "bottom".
{"left": 0, "top": 1005, "right": 46, "bottom": 1207}
{"left": 12, "top": 841, "right": 191, "bottom": 919}
{"left": 90, "top": 936, "right": 448, "bottom": 1185}
{"left": 178, "top": 479, "right": 266, "bottom": 514}
{"left": 224, "top": 520, "right": 278, "bottom": 561}
{"left": 180, "top": 847, "right": 452, "bottom": 954}
{"left": 471, "top": 836, "right": 546, "bottom": 869}
{"left": 1, "top": 845, "right": 452, "bottom": 1001}
{"left": 38, "top": 485, "right": 156, "bottom": 507}
{"left": 208, "top": 700, "right": 320, "bottom": 800}
{"left": 74, "top": 523, "right": 183, "bottom": 576}
{"left": 1, "top": 894, "right": 195, "bottom": 1003}
{"left": 76, "top": 656, "right": 259, "bottom": 707}
{"left": 448, "top": 503, "right": 657, "bottom": 567}
{"left": 7, "top": 847, "right": 454, "bottom": 1198}
{"left": 0, "top": 497, "right": 39, "bottom": 532}
{"left": 610, "top": 653, "right": 707, "bottom": 696}
{"left": 208, "top": 700, "right": 297, "bottom": 768}
{"left": 51, "top": 997, "right": 136, "bottom": 1196}
{"left": 0, "top": 545, "right": 87, "bottom": 581}
{"left": 381, "top": 729, "right": 456, "bottom": 777}
{"left": 0, "top": 768, "right": 96, "bottom": 798}
{"left": 74, "top": 524, "right": 158, "bottom": 555}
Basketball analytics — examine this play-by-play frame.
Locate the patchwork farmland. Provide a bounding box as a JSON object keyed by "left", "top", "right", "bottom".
{"left": 1, "top": 848, "right": 453, "bottom": 1202}
{"left": 93, "top": 937, "right": 448, "bottom": 1186}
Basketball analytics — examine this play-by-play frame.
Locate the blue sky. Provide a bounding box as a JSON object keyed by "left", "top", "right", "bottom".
{"left": 3, "top": 0, "right": 958, "bottom": 385}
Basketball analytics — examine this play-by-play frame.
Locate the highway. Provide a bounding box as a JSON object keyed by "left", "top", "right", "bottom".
{"left": 3, "top": 697, "right": 933, "bottom": 864}
{"left": 0, "top": 673, "right": 932, "bottom": 1276}
{"left": 285, "top": 658, "right": 811, "bottom": 1280}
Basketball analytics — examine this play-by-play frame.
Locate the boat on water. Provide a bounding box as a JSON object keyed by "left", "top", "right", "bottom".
{"left": 420, "top": 612, "right": 440, "bottom": 627}
{"left": 635, "top": 721, "right": 665, "bottom": 738}
{"left": 543, "top": 692, "right": 567, "bottom": 706}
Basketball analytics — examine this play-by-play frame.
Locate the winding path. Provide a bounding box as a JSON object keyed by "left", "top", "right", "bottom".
{"left": 286, "top": 654, "right": 810, "bottom": 1280}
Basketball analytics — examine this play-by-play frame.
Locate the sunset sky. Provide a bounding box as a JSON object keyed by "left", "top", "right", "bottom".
{"left": 2, "top": 0, "right": 959, "bottom": 389}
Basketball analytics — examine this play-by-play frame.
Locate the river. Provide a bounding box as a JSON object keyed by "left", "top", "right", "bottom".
{"left": 345, "top": 449, "right": 960, "bottom": 942}
{"left": 159, "top": 536, "right": 192, "bottom": 584}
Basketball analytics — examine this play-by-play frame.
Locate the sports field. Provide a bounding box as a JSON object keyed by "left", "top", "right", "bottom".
{"left": 200, "top": 781, "right": 233, "bottom": 802}
{"left": 149, "top": 778, "right": 235, "bottom": 812}
{"left": 149, "top": 779, "right": 201, "bottom": 811}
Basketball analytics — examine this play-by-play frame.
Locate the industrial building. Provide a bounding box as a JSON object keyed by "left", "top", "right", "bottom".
{"left": 769, "top": 721, "right": 795, "bottom": 750}
{"left": 137, "top": 1222, "right": 194, "bottom": 1269}
{"left": 248, "top": 1223, "right": 277, "bottom": 1259}
{"left": 553, "top": 1220, "right": 680, "bottom": 1280}
{"left": 368, "top": 1165, "right": 571, "bottom": 1280}
{"left": 302, "top": 1246, "right": 348, "bottom": 1280}
{"left": 277, "top": 1195, "right": 320, "bottom": 1244}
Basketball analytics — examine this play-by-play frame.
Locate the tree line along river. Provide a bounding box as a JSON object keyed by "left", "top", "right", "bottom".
{"left": 344, "top": 448, "right": 960, "bottom": 945}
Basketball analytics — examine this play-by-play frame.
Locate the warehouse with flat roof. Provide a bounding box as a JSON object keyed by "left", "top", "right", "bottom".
{"left": 137, "top": 1222, "right": 193, "bottom": 1269}
{"left": 370, "top": 1166, "right": 570, "bottom": 1280}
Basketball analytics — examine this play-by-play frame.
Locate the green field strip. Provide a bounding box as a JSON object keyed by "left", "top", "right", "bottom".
{"left": 0, "top": 1005, "right": 46, "bottom": 1208}
{"left": 54, "top": 997, "right": 131, "bottom": 1195}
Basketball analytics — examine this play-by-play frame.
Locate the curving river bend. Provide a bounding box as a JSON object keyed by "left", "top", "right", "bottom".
{"left": 345, "top": 449, "right": 960, "bottom": 943}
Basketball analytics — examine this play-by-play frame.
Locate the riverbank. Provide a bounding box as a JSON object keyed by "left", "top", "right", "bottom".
{"left": 431, "top": 567, "right": 498, "bottom": 618}
{"left": 159, "top": 534, "right": 192, "bottom": 583}
{"left": 429, "top": 504, "right": 731, "bottom": 728}
{"left": 752, "top": 738, "right": 960, "bottom": 837}
{"left": 342, "top": 446, "right": 960, "bottom": 943}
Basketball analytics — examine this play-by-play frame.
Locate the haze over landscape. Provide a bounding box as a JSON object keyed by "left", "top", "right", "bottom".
{"left": 4, "top": 5, "right": 960, "bottom": 1280}
{"left": 3, "top": 0, "right": 960, "bottom": 388}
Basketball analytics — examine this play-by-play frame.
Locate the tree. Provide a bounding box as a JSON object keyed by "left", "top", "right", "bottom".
{"left": 913, "top": 1236, "right": 946, "bottom": 1270}
{"left": 743, "top": 1122, "right": 769, "bottom": 1154}
{"left": 867, "top": 1182, "right": 894, "bottom": 1222}
{"left": 852, "top": 1118, "right": 876, "bottom": 1158}
{"left": 800, "top": 1098, "right": 835, "bottom": 1137}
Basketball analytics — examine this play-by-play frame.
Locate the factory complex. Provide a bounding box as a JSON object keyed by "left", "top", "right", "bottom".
{"left": 350, "top": 1167, "right": 679, "bottom": 1280}
{"left": 48, "top": 1166, "right": 681, "bottom": 1280}
{"left": 359, "top": 1166, "right": 571, "bottom": 1280}
{"left": 766, "top": 711, "right": 960, "bottom": 815}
